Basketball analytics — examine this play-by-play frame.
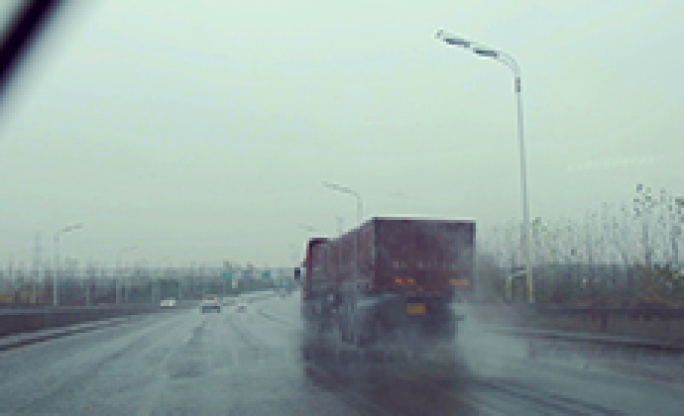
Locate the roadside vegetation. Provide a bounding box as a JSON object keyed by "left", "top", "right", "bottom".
{"left": 477, "top": 184, "right": 684, "bottom": 307}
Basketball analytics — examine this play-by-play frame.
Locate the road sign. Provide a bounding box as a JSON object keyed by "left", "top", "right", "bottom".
{"left": 221, "top": 272, "right": 233, "bottom": 280}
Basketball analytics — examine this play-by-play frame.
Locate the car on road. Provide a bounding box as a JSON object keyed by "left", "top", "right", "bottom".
{"left": 160, "top": 298, "right": 177, "bottom": 308}
{"left": 200, "top": 295, "right": 221, "bottom": 313}
{"left": 236, "top": 302, "right": 247, "bottom": 312}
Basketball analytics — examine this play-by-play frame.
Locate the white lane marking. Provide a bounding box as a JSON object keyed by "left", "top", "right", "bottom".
{"left": 135, "top": 314, "right": 205, "bottom": 416}
{"left": 3, "top": 312, "right": 192, "bottom": 415}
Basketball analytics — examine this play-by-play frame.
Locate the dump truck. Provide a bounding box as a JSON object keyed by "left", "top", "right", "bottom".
{"left": 299, "top": 217, "right": 475, "bottom": 349}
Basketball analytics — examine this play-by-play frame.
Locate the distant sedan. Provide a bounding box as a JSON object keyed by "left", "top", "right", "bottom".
{"left": 200, "top": 295, "right": 221, "bottom": 313}
{"left": 160, "top": 298, "right": 177, "bottom": 308}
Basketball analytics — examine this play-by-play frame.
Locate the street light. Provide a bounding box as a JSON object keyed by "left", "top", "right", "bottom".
{"left": 299, "top": 224, "right": 319, "bottom": 234}
{"left": 435, "top": 29, "right": 535, "bottom": 303}
{"left": 53, "top": 223, "right": 84, "bottom": 306}
{"left": 322, "top": 181, "right": 363, "bottom": 224}
{"left": 116, "top": 246, "right": 137, "bottom": 304}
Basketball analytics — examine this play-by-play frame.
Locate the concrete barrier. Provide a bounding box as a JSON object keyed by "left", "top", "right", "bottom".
{"left": 469, "top": 304, "right": 684, "bottom": 342}
{"left": 0, "top": 305, "right": 181, "bottom": 338}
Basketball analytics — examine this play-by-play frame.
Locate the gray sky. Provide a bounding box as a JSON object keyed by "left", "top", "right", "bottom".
{"left": 1, "top": 0, "right": 682, "bottom": 268}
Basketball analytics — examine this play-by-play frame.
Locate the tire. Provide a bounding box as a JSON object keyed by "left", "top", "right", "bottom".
{"left": 331, "top": 321, "right": 345, "bottom": 346}
{"left": 356, "top": 317, "right": 381, "bottom": 348}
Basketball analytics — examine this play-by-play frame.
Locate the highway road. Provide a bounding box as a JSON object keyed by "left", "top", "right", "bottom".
{"left": 0, "top": 292, "right": 682, "bottom": 415}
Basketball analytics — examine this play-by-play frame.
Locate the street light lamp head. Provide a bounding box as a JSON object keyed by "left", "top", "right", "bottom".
{"left": 299, "top": 224, "right": 318, "bottom": 233}
{"left": 323, "top": 181, "right": 345, "bottom": 192}
{"left": 435, "top": 30, "right": 471, "bottom": 48}
{"left": 59, "top": 223, "right": 84, "bottom": 235}
{"left": 473, "top": 47, "right": 499, "bottom": 58}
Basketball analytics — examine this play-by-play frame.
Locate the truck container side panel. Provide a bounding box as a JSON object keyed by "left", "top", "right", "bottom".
{"left": 325, "top": 243, "right": 335, "bottom": 291}
{"left": 303, "top": 241, "right": 315, "bottom": 298}
{"left": 328, "top": 231, "right": 356, "bottom": 289}
{"left": 339, "top": 234, "right": 354, "bottom": 283}
{"left": 337, "top": 239, "right": 345, "bottom": 282}
{"left": 326, "top": 240, "right": 336, "bottom": 286}
{"left": 328, "top": 242, "right": 336, "bottom": 285}
{"left": 356, "top": 223, "right": 375, "bottom": 283}
{"left": 311, "top": 243, "right": 330, "bottom": 296}
{"left": 307, "top": 243, "right": 317, "bottom": 295}
{"left": 327, "top": 239, "right": 337, "bottom": 286}
{"left": 345, "top": 237, "right": 352, "bottom": 290}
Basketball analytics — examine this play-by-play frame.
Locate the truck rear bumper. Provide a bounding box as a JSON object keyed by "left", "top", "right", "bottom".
{"left": 355, "top": 294, "right": 461, "bottom": 339}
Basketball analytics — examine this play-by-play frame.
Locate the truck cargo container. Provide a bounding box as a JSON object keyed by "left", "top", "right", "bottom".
{"left": 299, "top": 217, "right": 475, "bottom": 349}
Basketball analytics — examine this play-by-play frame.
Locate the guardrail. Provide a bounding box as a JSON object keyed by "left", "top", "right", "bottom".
{"left": 0, "top": 291, "right": 279, "bottom": 340}
{"left": 469, "top": 304, "right": 684, "bottom": 342}
{"left": 489, "top": 325, "right": 684, "bottom": 353}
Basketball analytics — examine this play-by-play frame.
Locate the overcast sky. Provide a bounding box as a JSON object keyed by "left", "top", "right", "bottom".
{"left": 1, "top": 0, "right": 682, "bottom": 268}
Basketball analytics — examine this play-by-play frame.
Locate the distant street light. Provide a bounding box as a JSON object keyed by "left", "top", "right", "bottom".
{"left": 299, "top": 224, "right": 319, "bottom": 234}
{"left": 53, "top": 223, "right": 84, "bottom": 306}
{"left": 323, "top": 181, "right": 363, "bottom": 225}
{"left": 435, "top": 29, "right": 535, "bottom": 303}
{"left": 116, "top": 246, "right": 137, "bottom": 304}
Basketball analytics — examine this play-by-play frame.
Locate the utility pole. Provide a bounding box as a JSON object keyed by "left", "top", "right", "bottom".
{"left": 8, "top": 253, "right": 14, "bottom": 284}
{"left": 85, "top": 259, "right": 92, "bottom": 306}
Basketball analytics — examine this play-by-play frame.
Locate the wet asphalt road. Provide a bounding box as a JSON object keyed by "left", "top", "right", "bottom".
{"left": 1, "top": 293, "right": 683, "bottom": 415}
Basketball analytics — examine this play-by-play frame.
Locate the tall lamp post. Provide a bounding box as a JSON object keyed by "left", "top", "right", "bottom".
{"left": 53, "top": 223, "right": 84, "bottom": 306}
{"left": 299, "top": 223, "right": 319, "bottom": 239}
{"left": 116, "top": 246, "right": 136, "bottom": 304}
{"left": 435, "top": 30, "right": 535, "bottom": 303}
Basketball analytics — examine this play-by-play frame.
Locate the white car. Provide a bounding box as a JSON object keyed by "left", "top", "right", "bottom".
{"left": 200, "top": 295, "right": 221, "bottom": 313}
{"left": 160, "top": 298, "right": 177, "bottom": 308}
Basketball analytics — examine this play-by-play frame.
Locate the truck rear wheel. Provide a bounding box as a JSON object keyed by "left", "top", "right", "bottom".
{"left": 356, "top": 318, "right": 382, "bottom": 348}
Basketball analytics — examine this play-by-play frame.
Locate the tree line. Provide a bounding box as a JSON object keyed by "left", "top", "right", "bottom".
{"left": 477, "top": 184, "right": 684, "bottom": 306}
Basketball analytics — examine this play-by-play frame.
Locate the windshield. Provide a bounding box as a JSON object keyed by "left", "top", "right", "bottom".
{"left": 1, "top": 1, "right": 682, "bottom": 415}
